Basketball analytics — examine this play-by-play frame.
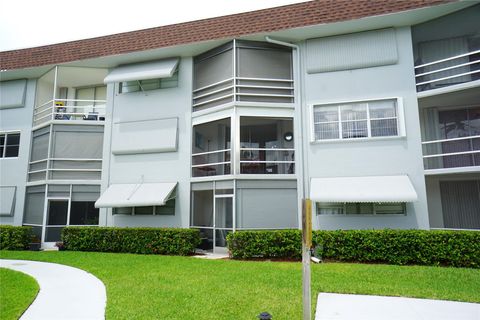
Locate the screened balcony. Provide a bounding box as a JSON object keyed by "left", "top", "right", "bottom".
{"left": 412, "top": 6, "right": 480, "bottom": 93}
{"left": 33, "top": 66, "right": 108, "bottom": 127}
{"left": 421, "top": 106, "right": 480, "bottom": 172}
{"left": 192, "top": 40, "right": 294, "bottom": 112}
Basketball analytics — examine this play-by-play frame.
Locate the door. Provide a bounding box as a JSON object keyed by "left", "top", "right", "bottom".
{"left": 44, "top": 199, "right": 69, "bottom": 243}
{"left": 214, "top": 195, "right": 233, "bottom": 253}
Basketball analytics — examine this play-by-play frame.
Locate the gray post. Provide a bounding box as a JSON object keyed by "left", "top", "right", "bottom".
{"left": 302, "top": 199, "right": 312, "bottom": 320}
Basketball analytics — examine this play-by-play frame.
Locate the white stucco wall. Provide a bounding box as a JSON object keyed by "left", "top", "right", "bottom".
{"left": 100, "top": 58, "right": 192, "bottom": 228}
{"left": 300, "top": 27, "right": 429, "bottom": 230}
{"left": 0, "top": 79, "right": 36, "bottom": 225}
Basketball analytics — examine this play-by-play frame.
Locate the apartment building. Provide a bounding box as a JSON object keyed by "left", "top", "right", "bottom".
{"left": 1, "top": 0, "right": 479, "bottom": 252}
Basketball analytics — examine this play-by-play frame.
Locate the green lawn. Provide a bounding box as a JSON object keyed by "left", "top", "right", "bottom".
{"left": 0, "top": 267, "right": 39, "bottom": 320}
{"left": 1, "top": 251, "right": 479, "bottom": 320}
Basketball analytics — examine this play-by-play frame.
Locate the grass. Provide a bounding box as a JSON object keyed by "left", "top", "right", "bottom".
{"left": 0, "top": 251, "right": 479, "bottom": 320}
{"left": 0, "top": 267, "right": 39, "bottom": 320}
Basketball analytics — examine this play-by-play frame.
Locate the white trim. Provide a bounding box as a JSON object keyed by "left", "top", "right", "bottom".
{"left": 422, "top": 135, "right": 480, "bottom": 145}
{"left": 193, "top": 77, "right": 234, "bottom": 93}
{"left": 424, "top": 166, "right": 480, "bottom": 175}
{"left": 417, "top": 79, "right": 480, "bottom": 98}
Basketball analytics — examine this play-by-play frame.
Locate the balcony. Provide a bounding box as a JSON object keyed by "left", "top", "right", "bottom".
{"left": 422, "top": 135, "right": 480, "bottom": 173}
{"left": 421, "top": 106, "right": 480, "bottom": 174}
{"left": 33, "top": 99, "right": 106, "bottom": 127}
{"left": 34, "top": 66, "right": 108, "bottom": 128}
{"left": 192, "top": 40, "right": 294, "bottom": 112}
{"left": 415, "top": 49, "right": 480, "bottom": 93}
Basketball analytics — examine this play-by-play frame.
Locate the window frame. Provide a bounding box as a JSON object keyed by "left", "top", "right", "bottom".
{"left": 0, "top": 131, "right": 21, "bottom": 159}
{"left": 316, "top": 202, "right": 406, "bottom": 216}
{"left": 310, "top": 97, "right": 405, "bottom": 143}
{"left": 119, "top": 71, "right": 179, "bottom": 94}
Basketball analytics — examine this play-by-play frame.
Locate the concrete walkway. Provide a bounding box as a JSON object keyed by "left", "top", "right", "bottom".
{"left": 1, "top": 259, "right": 106, "bottom": 320}
{"left": 315, "top": 293, "right": 480, "bottom": 320}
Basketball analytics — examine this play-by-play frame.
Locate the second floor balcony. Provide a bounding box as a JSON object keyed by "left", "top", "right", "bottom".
{"left": 415, "top": 46, "right": 480, "bottom": 93}
{"left": 421, "top": 106, "right": 480, "bottom": 173}
{"left": 412, "top": 5, "right": 480, "bottom": 94}
{"left": 33, "top": 66, "right": 108, "bottom": 128}
{"left": 33, "top": 99, "right": 106, "bottom": 127}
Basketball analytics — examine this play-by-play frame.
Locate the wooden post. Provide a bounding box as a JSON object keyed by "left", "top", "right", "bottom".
{"left": 302, "top": 199, "right": 312, "bottom": 320}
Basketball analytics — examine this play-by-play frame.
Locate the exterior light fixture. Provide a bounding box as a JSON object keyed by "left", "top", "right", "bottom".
{"left": 284, "top": 132, "right": 293, "bottom": 142}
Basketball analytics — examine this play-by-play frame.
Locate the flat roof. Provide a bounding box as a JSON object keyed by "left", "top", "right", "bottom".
{"left": 0, "top": 0, "right": 454, "bottom": 71}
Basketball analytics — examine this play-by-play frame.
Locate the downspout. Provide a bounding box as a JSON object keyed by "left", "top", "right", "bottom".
{"left": 265, "top": 36, "right": 307, "bottom": 210}
{"left": 266, "top": 36, "right": 312, "bottom": 320}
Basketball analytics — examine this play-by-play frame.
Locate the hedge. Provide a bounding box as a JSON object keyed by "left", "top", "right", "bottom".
{"left": 227, "top": 229, "right": 480, "bottom": 268}
{"left": 0, "top": 225, "right": 32, "bottom": 250}
{"left": 62, "top": 227, "right": 201, "bottom": 256}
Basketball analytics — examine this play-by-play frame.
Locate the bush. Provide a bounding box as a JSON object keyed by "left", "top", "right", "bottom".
{"left": 0, "top": 225, "right": 32, "bottom": 250}
{"left": 227, "top": 230, "right": 302, "bottom": 259}
{"left": 227, "top": 229, "right": 480, "bottom": 268}
{"left": 62, "top": 227, "right": 201, "bottom": 256}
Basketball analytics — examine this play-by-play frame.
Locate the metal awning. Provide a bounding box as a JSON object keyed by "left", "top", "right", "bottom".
{"left": 95, "top": 182, "right": 177, "bottom": 208}
{"left": 104, "top": 58, "right": 179, "bottom": 83}
{"left": 310, "top": 175, "right": 417, "bottom": 203}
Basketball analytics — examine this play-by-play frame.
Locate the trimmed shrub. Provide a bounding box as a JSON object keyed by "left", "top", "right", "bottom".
{"left": 227, "top": 230, "right": 302, "bottom": 259}
{"left": 62, "top": 227, "right": 201, "bottom": 256}
{"left": 0, "top": 225, "right": 32, "bottom": 250}
{"left": 227, "top": 229, "right": 480, "bottom": 268}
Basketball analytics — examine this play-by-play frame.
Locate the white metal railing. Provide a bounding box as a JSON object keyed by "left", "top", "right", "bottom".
{"left": 33, "top": 99, "right": 107, "bottom": 127}
{"left": 192, "top": 149, "right": 231, "bottom": 177}
{"left": 192, "top": 76, "right": 294, "bottom": 110}
{"left": 415, "top": 49, "right": 480, "bottom": 92}
{"left": 422, "top": 135, "right": 480, "bottom": 170}
{"left": 239, "top": 147, "right": 295, "bottom": 174}
{"left": 28, "top": 158, "right": 102, "bottom": 181}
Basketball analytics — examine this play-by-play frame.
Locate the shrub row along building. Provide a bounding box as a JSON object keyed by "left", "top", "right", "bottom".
{"left": 0, "top": 0, "right": 479, "bottom": 251}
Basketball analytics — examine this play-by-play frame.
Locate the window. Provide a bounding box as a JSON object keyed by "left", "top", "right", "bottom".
{"left": 192, "top": 118, "right": 231, "bottom": 177}
{"left": 313, "top": 99, "right": 399, "bottom": 141}
{"left": 316, "top": 202, "right": 405, "bottom": 215}
{"left": 240, "top": 117, "right": 294, "bottom": 174}
{"left": 0, "top": 132, "right": 20, "bottom": 158}
{"left": 70, "top": 201, "right": 99, "bottom": 225}
{"left": 112, "top": 199, "right": 176, "bottom": 215}
{"left": 120, "top": 72, "right": 178, "bottom": 93}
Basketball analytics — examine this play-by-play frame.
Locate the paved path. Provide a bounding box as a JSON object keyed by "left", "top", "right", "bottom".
{"left": 1, "top": 259, "right": 106, "bottom": 320}
{"left": 315, "top": 293, "right": 480, "bottom": 320}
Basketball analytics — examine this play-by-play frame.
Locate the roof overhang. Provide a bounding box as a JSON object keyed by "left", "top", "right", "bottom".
{"left": 310, "top": 175, "right": 418, "bottom": 203}
{"left": 95, "top": 182, "right": 177, "bottom": 208}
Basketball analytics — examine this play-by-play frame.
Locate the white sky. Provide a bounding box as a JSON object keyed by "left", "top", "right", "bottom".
{"left": 0, "top": 0, "right": 306, "bottom": 51}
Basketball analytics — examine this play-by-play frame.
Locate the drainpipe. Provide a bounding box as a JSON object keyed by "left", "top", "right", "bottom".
{"left": 265, "top": 36, "right": 311, "bottom": 320}
{"left": 265, "top": 36, "right": 307, "bottom": 211}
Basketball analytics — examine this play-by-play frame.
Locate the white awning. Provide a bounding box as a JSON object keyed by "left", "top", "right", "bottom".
{"left": 310, "top": 175, "right": 417, "bottom": 203}
{"left": 95, "top": 182, "right": 177, "bottom": 208}
{"left": 104, "top": 58, "right": 179, "bottom": 83}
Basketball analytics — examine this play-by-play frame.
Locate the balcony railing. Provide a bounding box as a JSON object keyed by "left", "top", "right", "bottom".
{"left": 192, "top": 149, "right": 231, "bottom": 177}
{"left": 192, "top": 77, "right": 294, "bottom": 111}
{"left": 28, "top": 158, "right": 103, "bottom": 182}
{"left": 415, "top": 49, "right": 480, "bottom": 92}
{"left": 239, "top": 147, "right": 294, "bottom": 174}
{"left": 422, "top": 135, "right": 480, "bottom": 171}
{"left": 33, "top": 99, "right": 106, "bottom": 127}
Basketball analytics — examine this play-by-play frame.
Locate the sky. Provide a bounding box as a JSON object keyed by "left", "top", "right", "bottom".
{"left": 0, "top": 0, "right": 306, "bottom": 51}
